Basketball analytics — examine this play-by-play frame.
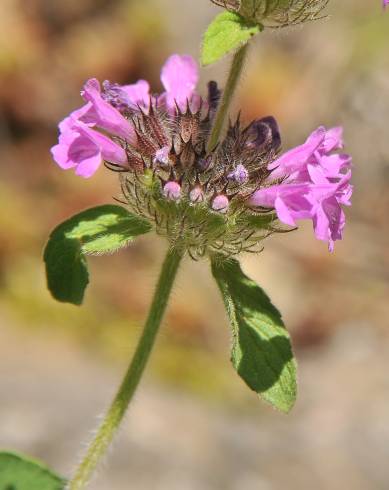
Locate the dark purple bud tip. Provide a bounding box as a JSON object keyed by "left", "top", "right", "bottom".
{"left": 163, "top": 181, "right": 181, "bottom": 201}
{"left": 244, "top": 116, "right": 281, "bottom": 152}
{"left": 212, "top": 194, "right": 229, "bottom": 213}
{"left": 207, "top": 81, "right": 221, "bottom": 113}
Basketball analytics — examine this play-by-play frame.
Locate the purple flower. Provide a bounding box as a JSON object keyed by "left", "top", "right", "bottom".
{"left": 80, "top": 79, "right": 136, "bottom": 142}
{"left": 384, "top": 0, "right": 389, "bottom": 8}
{"left": 249, "top": 126, "right": 353, "bottom": 251}
{"left": 51, "top": 54, "right": 353, "bottom": 255}
{"left": 51, "top": 120, "right": 127, "bottom": 178}
{"left": 51, "top": 54, "right": 201, "bottom": 178}
{"left": 102, "top": 80, "right": 150, "bottom": 110}
{"left": 159, "top": 54, "right": 200, "bottom": 113}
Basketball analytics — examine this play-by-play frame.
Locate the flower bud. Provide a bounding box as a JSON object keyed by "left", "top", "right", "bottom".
{"left": 228, "top": 164, "right": 249, "bottom": 184}
{"left": 154, "top": 146, "right": 170, "bottom": 166}
{"left": 163, "top": 181, "right": 181, "bottom": 201}
{"left": 244, "top": 116, "right": 281, "bottom": 152}
{"left": 212, "top": 194, "right": 230, "bottom": 213}
{"left": 189, "top": 186, "right": 205, "bottom": 203}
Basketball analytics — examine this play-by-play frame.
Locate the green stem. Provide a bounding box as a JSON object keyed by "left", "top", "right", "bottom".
{"left": 206, "top": 43, "right": 249, "bottom": 153}
{"left": 67, "top": 247, "right": 183, "bottom": 490}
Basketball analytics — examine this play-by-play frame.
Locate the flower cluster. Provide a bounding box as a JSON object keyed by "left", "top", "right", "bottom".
{"left": 211, "top": 0, "right": 329, "bottom": 27}
{"left": 249, "top": 127, "right": 352, "bottom": 252}
{"left": 51, "top": 54, "right": 352, "bottom": 256}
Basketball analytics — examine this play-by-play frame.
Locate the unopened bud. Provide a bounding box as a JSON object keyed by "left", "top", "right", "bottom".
{"left": 228, "top": 164, "right": 249, "bottom": 184}
{"left": 212, "top": 194, "right": 229, "bottom": 213}
{"left": 189, "top": 186, "right": 205, "bottom": 203}
{"left": 163, "top": 181, "right": 181, "bottom": 201}
{"left": 154, "top": 146, "right": 170, "bottom": 166}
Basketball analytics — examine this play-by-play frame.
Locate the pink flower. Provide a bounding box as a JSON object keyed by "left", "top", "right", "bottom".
{"left": 384, "top": 0, "right": 389, "bottom": 8}
{"left": 102, "top": 79, "right": 151, "bottom": 111}
{"left": 51, "top": 54, "right": 200, "bottom": 178}
{"left": 80, "top": 79, "right": 137, "bottom": 142}
{"left": 249, "top": 126, "right": 353, "bottom": 251}
{"left": 51, "top": 120, "right": 127, "bottom": 178}
{"left": 159, "top": 54, "right": 200, "bottom": 113}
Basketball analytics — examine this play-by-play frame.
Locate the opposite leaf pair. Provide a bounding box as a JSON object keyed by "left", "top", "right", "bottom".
{"left": 44, "top": 205, "right": 296, "bottom": 413}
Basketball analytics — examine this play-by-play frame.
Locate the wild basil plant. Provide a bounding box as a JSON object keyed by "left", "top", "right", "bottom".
{"left": 8, "top": 1, "right": 386, "bottom": 489}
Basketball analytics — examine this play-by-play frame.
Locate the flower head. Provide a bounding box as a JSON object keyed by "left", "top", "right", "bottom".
{"left": 211, "top": 0, "right": 329, "bottom": 27}
{"left": 51, "top": 53, "right": 352, "bottom": 256}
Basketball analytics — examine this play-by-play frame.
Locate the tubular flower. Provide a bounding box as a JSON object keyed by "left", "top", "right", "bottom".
{"left": 211, "top": 0, "right": 329, "bottom": 27}
{"left": 51, "top": 54, "right": 352, "bottom": 256}
{"left": 51, "top": 119, "right": 127, "bottom": 178}
{"left": 248, "top": 127, "right": 352, "bottom": 251}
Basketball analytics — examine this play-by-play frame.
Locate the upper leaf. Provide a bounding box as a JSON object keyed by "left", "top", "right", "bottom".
{"left": 44, "top": 205, "right": 152, "bottom": 305}
{"left": 201, "top": 11, "right": 262, "bottom": 66}
{"left": 211, "top": 257, "right": 297, "bottom": 413}
{"left": 0, "top": 451, "right": 65, "bottom": 490}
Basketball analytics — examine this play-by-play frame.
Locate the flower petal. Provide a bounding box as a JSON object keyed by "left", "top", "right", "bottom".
{"left": 81, "top": 78, "right": 136, "bottom": 142}
{"left": 160, "top": 54, "right": 199, "bottom": 112}
{"left": 274, "top": 196, "right": 297, "bottom": 226}
{"left": 103, "top": 79, "right": 151, "bottom": 109}
{"left": 51, "top": 120, "right": 127, "bottom": 178}
{"left": 319, "top": 126, "right": 343, "bottom": 153}
{"left": 269, "top": 126, "right": 326, "bottom": 179}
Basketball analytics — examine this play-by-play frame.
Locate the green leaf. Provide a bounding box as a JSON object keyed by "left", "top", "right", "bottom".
{"left": 211, "top": 257, "right": 297, "bottom": 412}
{"left": 44, "top": 205, "right": 152, "bottom": 305}
{"left": 201, "top": 11, "right": 262, "bottom": 66}
{"left": 0, "top": 452, "right": 65, "bottom": 490}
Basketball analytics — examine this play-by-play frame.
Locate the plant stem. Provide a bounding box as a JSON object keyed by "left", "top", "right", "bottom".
{"left": 67, "top": 247, "right": 183, "bottom": 490}
{"left": 206, "top": 44, "right": 249, "bottom": 153}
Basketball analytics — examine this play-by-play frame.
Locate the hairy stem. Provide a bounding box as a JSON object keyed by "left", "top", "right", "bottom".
{"left": 67, "top": 247, "right": 183, "bottom": 490}
{"left": 206, "top": 44, "right": 249, "bottom": 153}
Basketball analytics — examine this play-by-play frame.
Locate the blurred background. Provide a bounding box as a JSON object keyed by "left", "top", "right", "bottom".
{"left": 0, "top": 0, "right": 388, "bottom": 488}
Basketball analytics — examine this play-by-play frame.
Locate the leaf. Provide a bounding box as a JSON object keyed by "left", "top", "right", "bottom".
{"left": 0, "top": 452, "right": 65, "bottom": 490}
{"left": 201, "top": 11, "right": 262, "bottom": 66}
{"left": 211, "top": 257, "right": 297, "bottom": 412}
{"left": 44, "top": 205, "right": 152, "bottom": 305}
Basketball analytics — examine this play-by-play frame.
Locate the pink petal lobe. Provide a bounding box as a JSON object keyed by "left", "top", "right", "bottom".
{"left": 160, "top": 54, "right": 199, "bottom": 111}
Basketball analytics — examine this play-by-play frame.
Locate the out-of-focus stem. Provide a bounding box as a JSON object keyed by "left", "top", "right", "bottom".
{"left": 206, "top": 44, "right": 249, "bottom": 153}
{"left": 67, "top": 247, "right": 183, "bottom": 490}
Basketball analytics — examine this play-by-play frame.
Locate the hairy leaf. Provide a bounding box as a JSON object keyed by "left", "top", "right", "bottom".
{"left": 44, "top": 205, "right": 152, "bottom": 305}
{"left": 201, "top": 11, "right": 262, "bottom": 66}
{"left": 0, "top": 452, "right": 65, "bottom": 490}
{"left": 211, "top": 257, "right": 297, "bottom": 412}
